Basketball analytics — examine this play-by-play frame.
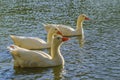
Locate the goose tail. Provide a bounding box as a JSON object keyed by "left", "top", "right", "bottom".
{"left": 38, "top": 22, "right": 51, "bottom": 32}
{"left": 10, "top": 35, "right": 15, "bottom": 40}
{"left": 41, "top": 22, "right": 46, "bottom": 27}
{"left": 7, "top": 45, "right": 17, "bottom": 52}
{"left": 7, "top": 45, "right": 21, "bottom": 54}
{"left": 10, "top": 35, "right": 19, "bottom": 46}
{"left": 7, "top": 45, "right": 21, "bottom": 61}
{"left": 10, "top": 35, "right": 16, "bottom": 43}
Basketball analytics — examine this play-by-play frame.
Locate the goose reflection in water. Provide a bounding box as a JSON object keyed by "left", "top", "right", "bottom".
{"left": 14, "top": 65, "right": 64, "bottom": 80}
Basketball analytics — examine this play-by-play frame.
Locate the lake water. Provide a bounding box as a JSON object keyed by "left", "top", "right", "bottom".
{"left": 0, "top": 0, "right": 120, "bottom": 80}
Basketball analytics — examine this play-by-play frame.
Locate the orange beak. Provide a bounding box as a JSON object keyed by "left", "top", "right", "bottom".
{"left": 57, "top": 31, "right": 63, "bottom": 36}
{"left": 85, "top": 17, "right": 90, "bottom": 20}
{"left": 62, "top": 37, "right": 69, "bottom": 42}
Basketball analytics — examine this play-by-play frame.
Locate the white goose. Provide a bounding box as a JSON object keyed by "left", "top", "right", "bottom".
{"left": 8, "top": 34, "right": 69, "bottom": 68}
{"left": 10, "top": 27, "right": 62, "bottom": 49}
{"left": 43, "top": 14, "right": 89, "bottom": 37}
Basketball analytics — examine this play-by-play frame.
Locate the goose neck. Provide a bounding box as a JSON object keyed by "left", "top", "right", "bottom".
{"left": 51, "top": 44, "right": 64, "bottom": 65}
{"left": 76, "top": 19, "right": 83, "bottom": 30}
{"left": 47, "top": 32, "right": 52, "bottom": 44}
{"left": 51, "top": 44, "right": 61, "bottom": 59}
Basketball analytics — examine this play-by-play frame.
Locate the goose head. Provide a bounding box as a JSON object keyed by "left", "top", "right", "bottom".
{"left": 52, "top": 34, "right": 69, "bottom": 46}
{"left": 47, "top": 27, "right": 63, "bottom": 44}
{"left": 76, "top": 14, "right": 89, "bottom": 28}
{"left": 78, "top": 14, "right": 89, "bottom": 21}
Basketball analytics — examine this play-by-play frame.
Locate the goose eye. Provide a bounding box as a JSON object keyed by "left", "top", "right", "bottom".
{"left": 57, "top": 37, "right": 60, "bottom": 40}
{"left": 55, "top": 28, "right": 57, "bottom": 31}
{"left": 82, "top": 15, "right": 85, "bottom": 17}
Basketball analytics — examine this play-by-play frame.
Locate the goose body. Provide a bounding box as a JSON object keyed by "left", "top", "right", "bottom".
{"left": 43, "top": 14, "right": 89, "bottom": 37}
{"left": 8, "top": 34, "right": 69, "bottom": 68}
{"left": 10, "top": 27, "right": 62, "bottom": 49}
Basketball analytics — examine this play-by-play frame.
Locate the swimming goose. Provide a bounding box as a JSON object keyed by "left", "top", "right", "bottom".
{"left": 8, "top": 34, "right": 69, "bottom": 68}
{"left": 10, "top": 27, "right": 62, "bottom": 49}
{"left": 43, "top": 14, "right": 89, "bottom": 37}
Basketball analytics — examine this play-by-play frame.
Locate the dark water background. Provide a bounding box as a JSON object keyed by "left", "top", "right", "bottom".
{"left": 0, "top": 0, "right": 120, "bottom": 80}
